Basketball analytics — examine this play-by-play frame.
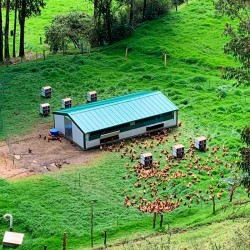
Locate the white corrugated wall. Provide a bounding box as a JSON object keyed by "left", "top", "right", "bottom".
{"left": 54, "top": 114, "right": 65, "bottom": 134}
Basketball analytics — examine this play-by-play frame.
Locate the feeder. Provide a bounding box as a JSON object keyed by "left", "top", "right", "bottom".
{"left": 48, "top": 128, "right": 61, "bottom": 141}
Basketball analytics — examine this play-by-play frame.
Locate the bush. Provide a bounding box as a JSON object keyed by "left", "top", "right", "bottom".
{"left": 217, "top": 85, "right": 231, "bottom": 98}
{"left": 45, "top": 11, "right": 92, "bottom": 53}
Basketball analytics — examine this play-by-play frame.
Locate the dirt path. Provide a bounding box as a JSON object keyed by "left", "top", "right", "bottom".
{"left": 0, "top": 124, "right": 100, "bottom": 180}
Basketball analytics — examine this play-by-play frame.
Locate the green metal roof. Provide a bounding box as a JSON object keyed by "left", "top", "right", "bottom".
{"left": 54, "top": 91, "right": 178, "bottom": 133}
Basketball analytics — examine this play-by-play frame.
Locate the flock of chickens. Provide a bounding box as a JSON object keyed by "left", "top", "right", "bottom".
{"left": 101, "top": 127, "right": 236, "bottom": 214}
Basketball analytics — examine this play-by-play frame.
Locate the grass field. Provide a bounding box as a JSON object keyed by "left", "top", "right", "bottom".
{"left": 0, "top": 0, "right": 250, "bottom": 249}
{"left": 110, "top": 219, "right": 250, "bottom": 250}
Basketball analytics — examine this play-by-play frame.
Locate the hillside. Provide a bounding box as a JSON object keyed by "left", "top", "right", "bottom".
{"left": 0, "top": 0, "right": 250, "bottom": 249}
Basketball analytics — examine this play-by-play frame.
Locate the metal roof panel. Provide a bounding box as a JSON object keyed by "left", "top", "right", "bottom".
{"left": 54, "top": 91, "right": 178, "bottom": 133}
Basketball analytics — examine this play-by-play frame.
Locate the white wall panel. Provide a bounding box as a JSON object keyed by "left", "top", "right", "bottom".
{"left": 86, "top": 137, "right": 100, "bottom": 149}
{"left": 54, "top": 115, "right": 65, "bottom": 134}
{"left": 72, "top": 123, "right": 84, "bottom": 148}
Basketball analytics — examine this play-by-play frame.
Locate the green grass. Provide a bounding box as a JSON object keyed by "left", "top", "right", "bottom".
{"left": 0, "top": 0, "right": 250, "bottom": 249}
{"left": 0, "top": 150, "right": 249, "bottom": 250}
{"left": 110, "top": 219, "right": 250, "bottom": 249}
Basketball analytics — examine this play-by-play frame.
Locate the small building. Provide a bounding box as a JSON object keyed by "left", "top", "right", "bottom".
{"left": 194, "top": 136, "right": 206, "bottom": 151}
{"left": 40, "top": 103, "right": 50, "bottom": 116}
{"left": 140, "top": 153, "right": 153, "bottom": 168}
{"left": 53, "top": 91, "right": 179, "bottom": 150}
{"left": 172, "top": 144, "right": 184, "bottom": 158}
{"left": 87, "top": 91, "right": 97, "bottom": 102}
{"left": 61, "top": 98, "right": 72, "bottom": 109}
{"left": 41, "top": 86, "right": 52, "bottom": 98}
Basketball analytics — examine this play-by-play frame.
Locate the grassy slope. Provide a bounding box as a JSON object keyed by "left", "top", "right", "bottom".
{"left": 0, "top": 0, "right": 250, "bottom": 249}
{"left": 110, "top": 219, "right": 250, "bottom": 250}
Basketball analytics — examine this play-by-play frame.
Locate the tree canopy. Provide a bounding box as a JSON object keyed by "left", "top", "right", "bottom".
{"left": 45, "top": 12, "right": 92, "bottom": 53}
{"left": 215, "top": 0, "right": 250, "bottom": 86}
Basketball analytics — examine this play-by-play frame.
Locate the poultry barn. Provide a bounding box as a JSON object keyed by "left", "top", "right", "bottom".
{"left": 53, "top": 91, "right": 179, "bottom": 150}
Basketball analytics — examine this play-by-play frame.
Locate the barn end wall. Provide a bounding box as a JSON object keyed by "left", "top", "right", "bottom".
{"left": 72, "top": 122, "right": 84, "bottom": 148}
{"left": 164, "top": 111, "right": 177, "bottom": 127}
{"left": 54, "top": 114, "right": 65, "bottom": 134}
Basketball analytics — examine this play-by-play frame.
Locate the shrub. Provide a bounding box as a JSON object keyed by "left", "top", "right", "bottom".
{"left": 217, "top": 85, "right": 231, "bottom": 98}
{"left": 45, "top": 11, "right": 92, "bottom": 53}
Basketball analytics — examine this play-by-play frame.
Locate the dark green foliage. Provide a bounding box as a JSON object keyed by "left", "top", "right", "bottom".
{"left": 241, "top": 124, "right": 250, "bottom": 146}
{"left": 0, "top": 0, "right": 3, "bottom": 62}
{"left": 215, "top": 0, "right": 250, "bottom": 86}
{"left": 238, "top": 125, "right": 250, "bottom": 197}
{"left": 45, "top": 11, "right": 92, "bottom": 53}
{"left": 134, "top": 0, "right": 172, "bottom": 21}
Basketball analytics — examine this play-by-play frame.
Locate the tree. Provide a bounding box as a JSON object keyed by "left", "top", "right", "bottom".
{"left": 239, "top": 124, "right": 250, "bottom": 197}
{"left": 5, "top": 0, "right": 10, "bottom": 60}
{"left": 241, "top": 124, "right": 250, "bottom": 146}
{"left": 45, "top": 12, "right": 92, "bottom": 53}
{"left": 0, "top": 0, "right": 3, "bottom": 62}
{"left": 11, "top": 0, "right": 19, "bottom": 57}
{"left": 129, "top": 0, "right": 135, "bottom": 26}
{"left": 18, "top": 0, "right": 46, "bottom": 57}
{"left": 215, "top": 0, "right": 250, "bottom": 86}
{"left": 142, "top": 0, "right": 147, "bottom": 20}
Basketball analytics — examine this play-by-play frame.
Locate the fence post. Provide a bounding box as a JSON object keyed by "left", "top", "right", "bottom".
{"left": 104, "top": 230, "right": 107, "bottom": 247}
{"left": 43, "top": 50, "right": 46, "bottom": 60}
{"left": 63, "top": 232, "right": 67, "bottom": 250}
{"left": 164, "top": 54, "right": 167, "bottom": 67}
{"left": 160, "top": 214, "right": 163, "bottom": 229}
{"left": 125, "top": 47, "right": 128, "bottom": 61}
{"left": 91, "top": 202, "right": 94, "bottom": 247}
{"left": 153, "top": 212, "right": 157, "bottom": 228}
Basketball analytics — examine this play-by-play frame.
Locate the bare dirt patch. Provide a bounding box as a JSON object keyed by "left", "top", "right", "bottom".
{"left": 0, "top": 124, "right": 100, "bottom": 180}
